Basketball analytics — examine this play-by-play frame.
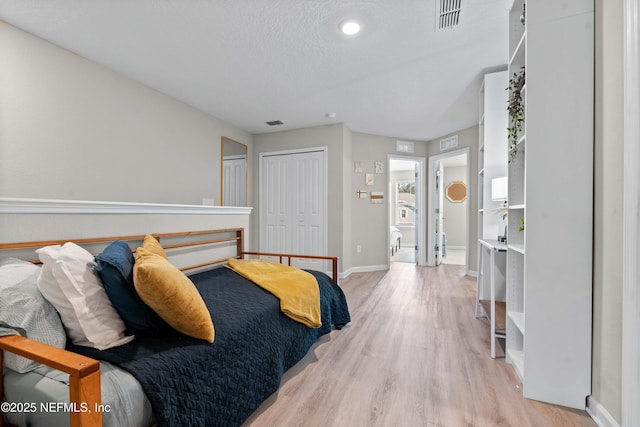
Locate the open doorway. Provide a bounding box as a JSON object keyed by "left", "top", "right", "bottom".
{"left": 427, "top": 148, "right": 470, "bottom": 271}
{"left": 388, "top": 155, "right": 426, "bottom": 265}
{"left": 440, "top": 153, "right": 468, "bottom": 265}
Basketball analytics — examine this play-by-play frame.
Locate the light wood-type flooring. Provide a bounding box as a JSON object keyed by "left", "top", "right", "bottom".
{"left": 243, "top": 262, "right": 597, "bottom": 427}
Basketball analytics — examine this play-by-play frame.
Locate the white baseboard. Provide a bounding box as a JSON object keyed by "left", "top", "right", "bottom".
{"left": 446, "top": 245, "right": 465, "bottom": 250}
{"left": 586, "top": 396, "right": 621, "bottom": 427}
{"left": 342, "top": 264, "right": 476, "bottom": 279}
{"left": 341, "top": 264, "right": 389, "bottom": 279}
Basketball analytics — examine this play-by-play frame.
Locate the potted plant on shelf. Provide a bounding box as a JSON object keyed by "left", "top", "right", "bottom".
{"left": 507, "top": 67, "right": 526, "bottom": 162}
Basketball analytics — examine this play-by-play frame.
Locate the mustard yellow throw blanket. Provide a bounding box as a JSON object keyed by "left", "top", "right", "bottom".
{"left": 226, "top": 258, "right": 321, "bottom": 328}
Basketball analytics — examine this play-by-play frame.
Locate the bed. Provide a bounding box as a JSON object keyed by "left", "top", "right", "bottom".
{"left": 390, "top": 226, "right": 402, "bottom": 255}
{"left": 0, "top": 229, "right": 350, "bottom": 427}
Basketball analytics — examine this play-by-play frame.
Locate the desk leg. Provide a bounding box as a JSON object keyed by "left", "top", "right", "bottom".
{"left": 475, "top": 245, "right": 484, "bottom": 318}
{"left": 490, "top": 249, "right": 497, "bottom": 359}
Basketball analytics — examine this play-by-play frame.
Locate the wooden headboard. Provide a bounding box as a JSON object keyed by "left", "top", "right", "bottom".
{"left": 0, "top": 228, "right": 338, "bottom": 281}
{"left": 0, "top": 228, "right": 338, "bottom": 427}
{"left": 0, "top": 228, "right": 243, "bottom": 271}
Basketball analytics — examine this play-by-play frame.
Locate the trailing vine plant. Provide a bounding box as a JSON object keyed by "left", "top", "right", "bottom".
{"left": 507, "top": 67, "right": 526, "bottom": 162}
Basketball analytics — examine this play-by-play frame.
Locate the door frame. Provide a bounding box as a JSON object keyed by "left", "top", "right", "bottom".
{"left": 258, "top": 146, "right": 329, "bottom": 258}
{"left": 387, "top": 154, "right": 427, "bottom": 266}
{"left": 427, "top": 147, "right": 470, "bottom": 271}
{"left": 622, "top": 0, "right": 640, "bottom": 424}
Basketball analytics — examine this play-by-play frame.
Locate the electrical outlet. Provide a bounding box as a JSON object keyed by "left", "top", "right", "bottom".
{"left": 202, "top": 198, "right": 215, "bottom": 206}
{"left": 356, "top": 245, "right": 362, "bottom": 253}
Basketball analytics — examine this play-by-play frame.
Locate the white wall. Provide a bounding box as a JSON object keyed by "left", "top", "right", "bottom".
{"left": 0, "top": 21, "right": 252, "bottom": 206}
{"left": 0, "top": 209, "right": 251, "bottom": 249}
{"left": 592, "top": 0, "right": 623, "bottom": 423}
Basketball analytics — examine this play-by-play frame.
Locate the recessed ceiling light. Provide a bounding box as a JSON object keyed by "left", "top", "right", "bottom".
{"left": 325, "top": 113, "right": 337, "bottom": 119}
{"left": 340, "top": 20, "right": 361, "bottom": 36}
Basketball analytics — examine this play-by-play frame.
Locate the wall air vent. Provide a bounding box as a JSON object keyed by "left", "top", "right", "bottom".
{"left": 437, "top": 0, "right": 462, "bottom": 30}
{"left": 265, "top": 120, "right": 283, "bottom": 126}
{"left": 440, "top": 135, "right": 459, "bottom": 151}
{"left": 396, "top": 140, "right": 415, "bottom": 153}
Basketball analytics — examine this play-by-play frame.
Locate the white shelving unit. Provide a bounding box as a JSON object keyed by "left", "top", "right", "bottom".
{"left": 505, "top": 0, "right": 593, "bottom": 410}
{"left": 478, "top": 70, "right": 508, "bottom": 243}
{"left": 476, "top": 70, "right": 508, "bottom": 357}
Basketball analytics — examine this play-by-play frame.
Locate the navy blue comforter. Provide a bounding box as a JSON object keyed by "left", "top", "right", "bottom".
{"left": 70, "top": 267, "right": 350, "bottom": 427}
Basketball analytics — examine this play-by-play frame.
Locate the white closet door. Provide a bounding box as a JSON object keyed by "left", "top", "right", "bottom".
{"left": 262, "top": 155, "right": 291, "bottom": 254}
{"left": 260, "top": 150, "right": 326, "bottom": 271}
{"left": 290, "top": 151, "right": 324, "bottom": 270}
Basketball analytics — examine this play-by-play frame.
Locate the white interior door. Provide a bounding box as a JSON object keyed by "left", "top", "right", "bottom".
{"left": 435, "top": 160, "right": 444, "bottom": 266}
{"left": 414, "top": 161, "right": 420, "bottom": 263}
{"left": 260, "top": 149, "right": 326, "bottom": 271}
{"left": 223, "top": 156, "right": 246, "bottom": 207}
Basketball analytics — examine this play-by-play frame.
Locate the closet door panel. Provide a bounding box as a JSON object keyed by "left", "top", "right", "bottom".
{"left": 291, "top": 151, "right": 325, "bottom": 271}
{"left": 262, "top": 155, "right": 292, "bottom": 254}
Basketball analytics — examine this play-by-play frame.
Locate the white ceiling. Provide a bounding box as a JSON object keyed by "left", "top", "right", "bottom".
{"left": 0, "top": 0, "right": 510, "bottom": 141}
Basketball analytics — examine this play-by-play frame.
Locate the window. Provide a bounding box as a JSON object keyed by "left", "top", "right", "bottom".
{"left": 395, "top": 181, "right": 415, "bottom": 225}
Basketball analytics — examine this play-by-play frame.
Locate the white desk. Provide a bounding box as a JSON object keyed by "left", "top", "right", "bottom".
{"left": 477, "top": 239, "right": 507, "bottom": 358}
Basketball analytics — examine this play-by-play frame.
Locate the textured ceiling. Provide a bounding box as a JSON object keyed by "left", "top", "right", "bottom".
{"left": 0, "top": 0, "right": 510, "bottom": 141}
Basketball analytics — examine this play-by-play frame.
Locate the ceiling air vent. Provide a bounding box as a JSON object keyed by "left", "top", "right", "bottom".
{"left": 265, "top": 120, "right": 283, "bottom": 126}
{"left": 437, "top": 0, "right": 462, "bottom": 30}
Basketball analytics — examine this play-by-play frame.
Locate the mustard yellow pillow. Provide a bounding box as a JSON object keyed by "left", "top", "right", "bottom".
{"left": 133, "top": 247, "right": 214, "bottom": 343}
{"left": 140, "top": 234, "right": 168, "bottom": 259}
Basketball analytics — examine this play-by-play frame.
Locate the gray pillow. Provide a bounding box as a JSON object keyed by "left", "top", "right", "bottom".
{"left": 0, "top": 257, "right": 67, "bottom": 373}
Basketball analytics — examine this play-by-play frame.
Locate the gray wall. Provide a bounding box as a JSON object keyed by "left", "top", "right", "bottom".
{"left": 428, "top": 126, "right": 479, "bottom": 272}
{"left": 351, "top": 132, "right": 428, "bottom": 270}
{"left": 252, "top": 127, "right": 478, "bottom": 275}
{"left": 592, "top": 0, "right": 623, "bottom": 422}
{"left": 342, "top": 126, "right": 354, "bottom": 272}
{"left": 0, "top": 22, "right": 252, "bottom": 206}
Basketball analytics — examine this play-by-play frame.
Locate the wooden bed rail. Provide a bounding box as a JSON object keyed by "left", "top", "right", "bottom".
{"left": 241, "top": 251, "right": 339, "bottom": 283}
{"left": 0, "top": 336, "right": 101, "bottom": 427}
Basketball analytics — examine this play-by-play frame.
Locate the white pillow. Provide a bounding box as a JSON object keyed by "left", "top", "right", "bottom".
{"left": 36, "top": 243, "right": 134, "bottom": 350}
{"left": 0, "top": 258, "right": 67, "bottom": 373}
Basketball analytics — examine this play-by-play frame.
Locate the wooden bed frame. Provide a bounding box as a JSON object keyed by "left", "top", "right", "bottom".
{"left": 0, "top": 228, "right": 338, "bottom": 427}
